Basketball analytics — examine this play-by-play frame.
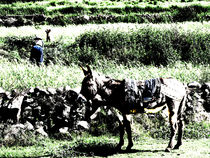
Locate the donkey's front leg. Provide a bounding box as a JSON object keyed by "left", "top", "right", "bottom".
{"left": 116, "top": 120, "right": 125, "bottom": 150}
{"left": 123, "top": 115, "right": 133, "bottom": 151}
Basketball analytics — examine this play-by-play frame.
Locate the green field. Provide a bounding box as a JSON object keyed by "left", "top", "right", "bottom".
{"left": 0, "top": 22, "right": 209, "bottom": 91}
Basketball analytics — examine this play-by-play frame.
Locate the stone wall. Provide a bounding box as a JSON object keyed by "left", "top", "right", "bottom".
{"left": 0, "top": 15, "right": 46, "bottom": 27}
{"left": 0, "top": 86, "right": 88, "bottom": 138}
{"left": 186, "top": 82, "right": 210, "bottom": 123}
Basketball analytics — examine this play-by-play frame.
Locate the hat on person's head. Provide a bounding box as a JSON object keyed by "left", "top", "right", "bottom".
{"left": 34, "top": 35, "right": 42, "bottom": 40}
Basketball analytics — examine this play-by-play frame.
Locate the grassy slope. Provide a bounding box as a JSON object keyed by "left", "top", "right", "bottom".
{"left": 1, "top": 0, "right": 209, "bottom": 14}
{"left": 0, "top": 135, "right": 209, "bottom": 158}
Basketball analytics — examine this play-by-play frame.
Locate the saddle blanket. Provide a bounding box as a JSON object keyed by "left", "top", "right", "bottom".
{"left": 161, "top": 78, "right": 186, "bottom": 101}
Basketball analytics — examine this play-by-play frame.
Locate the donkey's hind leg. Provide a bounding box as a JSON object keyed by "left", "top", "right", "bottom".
{"left": 174, "top": 95, "right": 186, "bottom": 149}
{"left": 165, "top": 99, "right": 180, "bottom": 152}
{"left": 174, "top": 118, "right": 184, "bottom": 149}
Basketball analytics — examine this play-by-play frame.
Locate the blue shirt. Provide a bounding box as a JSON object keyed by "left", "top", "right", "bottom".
{"left": 30, "top": 45, "right": 43, "bottom": 63}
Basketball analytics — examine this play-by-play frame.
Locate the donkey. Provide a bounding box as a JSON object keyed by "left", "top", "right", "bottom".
{"left": 80, "top": 65, "right": 188, "bottom": 152}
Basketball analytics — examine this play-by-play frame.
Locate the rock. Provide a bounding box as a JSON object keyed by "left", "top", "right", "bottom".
{"left": 59, "top": 127, "right": 69, "bottom": 134}
{"left": 8, "top": 95, "right": 24, "bottom": 123}
{"left": 47, "top": 87, "right": 57, "bottom": 95}
{"left": 36, "top": 127, "right": 48, "bottom": 137}
{"left": 203, "top": 82, "right": 210, "bottom": 89}
{"left": 84, "top": 15, "right": 90, "bottom": 20}
{"left": 34, "top": 87, "right": 49, "bottom": 96}
{"left": 28, "top": 87, "right": 35, "bottom": 94}
{"left": 0, "top": 18, "right": 4, "bottom": 25}
{"left": 76, "top": 121, "right": 89, "bottom": 130}
{"left": 0, "top": 86, "right": 89, "bottom": 136}
{"left": 56, "top": 87, "right": 64, "bottom": 95}
{"left": 4, "top": 124, "right": 25, "bottom": 140}
{"left": 24, "top": 121, "right": 34, "bottom": 131}
{"left": 63, "top": 105, "right": 70, "bottom": 118}
{"left": 0, "top": 87, "right": 5, "bottom": 93}
{"left": 201, "top": 83, "right": 210, "bottom": 112}
{"left": 35, "top": 121, "right": 48, "bottom": 136}
{"left": 90, "top": 107, "right": 101, "bottom": 120}
{"left": 4, "top": 17, "right": 17, "bottom": 26}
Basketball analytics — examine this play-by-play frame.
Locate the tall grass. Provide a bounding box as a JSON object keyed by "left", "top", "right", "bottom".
{"left": 0, "top": 57, "right": 209, "bottom": 91}
{"left": 0, "top": 58, "right": 82, "bottom": 91}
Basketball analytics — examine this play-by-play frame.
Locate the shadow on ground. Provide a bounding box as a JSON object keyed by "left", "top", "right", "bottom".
{"left": 72, "top": 142, "right": 164, "bottom": 157}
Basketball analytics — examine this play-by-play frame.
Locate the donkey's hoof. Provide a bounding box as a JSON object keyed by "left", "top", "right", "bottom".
{"left": 126, "top": 143, "right": 133, "bottom": 151}
{"left": 174, "top": 144, "right": 181, "bottom": 150}
{"left": 165, "top": 148, "right": 172, "bottom": 152}
{"left": 116, "top": 145, "right": 122, "bottom": 151}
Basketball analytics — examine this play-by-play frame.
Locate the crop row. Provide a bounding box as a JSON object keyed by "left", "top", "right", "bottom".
{"left": 1, "top": 0, "right": 209, "bottom": 15}
{"left": 0, "top": 1, "right": 209, "bottom": 25}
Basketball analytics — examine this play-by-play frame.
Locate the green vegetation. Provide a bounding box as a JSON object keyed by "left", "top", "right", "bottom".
{"left": 0, "top": 133, "right": 209, "bottom": 158}
{"left": 0, "top": 22, "right": 209, "bottom": 91}
{"left": 0, "top": 0, "right": 209, "bottom": 25}
{"left": 0, "top": 22, "right": 209, "bottom": 67}
{"left": 0, "top": 57, "right": 209, "bottom": 91}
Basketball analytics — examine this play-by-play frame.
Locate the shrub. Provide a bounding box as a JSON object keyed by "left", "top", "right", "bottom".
{"left": 184, "top": 121, "right": 210, "bottom": 139}
{"left": 172, "top": 4, "right": 209, "bottom": 22}
{"left": 2, "top": 36, "right": 33, "bottom": 60}
{"left": 0, "top": 6, "right": 46, "bottom": 15}
{"left": 73, "top": 24, "right": 209, "bottom": 65}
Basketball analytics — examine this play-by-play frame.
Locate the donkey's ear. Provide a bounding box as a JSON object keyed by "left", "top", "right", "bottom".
{"left": 80, "top": 64, "right": 89, "bottom": 76}
{"left": 86, "top": 65, "right": 92, "bottom": 76}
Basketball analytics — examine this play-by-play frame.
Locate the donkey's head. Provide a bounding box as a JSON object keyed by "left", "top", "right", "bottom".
{"left": 80, "top": 65, "right": 102, "bottom": 101}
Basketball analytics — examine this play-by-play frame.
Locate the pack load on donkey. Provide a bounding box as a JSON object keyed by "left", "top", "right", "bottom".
{"left": 124, "top": 78, "right": 187, "bottom": 114}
